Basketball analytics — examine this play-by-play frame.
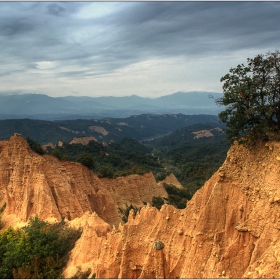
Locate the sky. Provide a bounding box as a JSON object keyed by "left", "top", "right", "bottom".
{"left": 0, "top": 1, "right": 279, "bottom": 98}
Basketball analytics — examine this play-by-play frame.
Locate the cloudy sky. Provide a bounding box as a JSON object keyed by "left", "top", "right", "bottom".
{"left": 0, "top": 1, "right": 279, "bottom": 98}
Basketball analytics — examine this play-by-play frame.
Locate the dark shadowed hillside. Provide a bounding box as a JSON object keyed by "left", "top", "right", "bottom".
{"left": 147, "top": 123, "right": 229, "bottom": 194}
{"left": 0, "top": 114, "right": 220, "bottom": 144}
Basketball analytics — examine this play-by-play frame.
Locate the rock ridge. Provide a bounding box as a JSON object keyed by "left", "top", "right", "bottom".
{"left": 64, "top": 140, "right": 280, "bottom": 278}
{"left": 0, "top": 134, "right": 166, "bottom": 228}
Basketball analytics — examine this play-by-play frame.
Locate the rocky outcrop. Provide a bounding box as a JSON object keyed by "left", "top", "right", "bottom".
{"left": 64, "top": 140, "right": 280, "bottom": 278}
{"left": 3, "top": 134, "right": 280, "bottom": 278}
{"left": 0, "top": 134, "right": 166, "bottom": 228}
{"left": 69, "top": 136, "right": 98, "bottom": 145}
{"left": 88, "top": 126, "right": 109, "bottom": 135}
{"left": 101, "top": 173, "right": 168, "bottom": 210}
{"left": 42, "top": 142, "right": 55, "bottom": 151}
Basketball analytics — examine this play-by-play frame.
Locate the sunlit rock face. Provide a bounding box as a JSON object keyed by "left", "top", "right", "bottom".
{"left": 65, "top": 140, "right": 280, "bottom": 279}
{"left": 2, "top": 134, "right": 280, "bottom": 278}
{"left": 0, "top": 134, "right": 167, "bottom": 228}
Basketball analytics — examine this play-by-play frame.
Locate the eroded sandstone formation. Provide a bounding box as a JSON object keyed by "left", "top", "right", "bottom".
{"left": 0, "top": 134, "right": 166, "bottom": 228}
{"left": 64, "top": 140, "right": 280, "bottom": 278}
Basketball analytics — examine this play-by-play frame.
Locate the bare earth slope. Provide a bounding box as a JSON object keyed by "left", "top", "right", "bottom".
{"left": 69, "top": 136, "right": 98, "bottom": 145}
{"left": 157, "top": 173, "right": 184, "bottom": 189}
{"left": 64, "top": 140, "right": 280, "bottom": 278}
{"left": 0, "top": 134, "right": 166, "bottom": 228}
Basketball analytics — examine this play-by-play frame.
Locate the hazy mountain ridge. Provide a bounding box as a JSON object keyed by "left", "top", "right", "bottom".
{"left": 0, "top": 91, "right": 223, "bottom": 120}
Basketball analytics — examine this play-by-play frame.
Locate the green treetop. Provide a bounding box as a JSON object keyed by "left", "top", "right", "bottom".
{"left": 215, "top": 50, "right": 280, "bottom": 144}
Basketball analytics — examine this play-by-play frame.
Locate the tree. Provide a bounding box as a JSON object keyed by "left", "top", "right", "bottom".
{"left": 215, "top": 50, "right": 280, "bottom": 144}
{"left": 97, "top": 166, "right": 114, "bottom": 178}
{"left": 152, "top": 196, "right": 165, "bottom": 210}
{"left": 51, "top": 149, "right": 63, "bottom": 160}
{"left": 0, "top": 216, "right": 81, "bottom": 278}
{"left": 26, "top": 137, "right": 45, "bottom": 155}
{"left": 76, "top": 153, "right": 95, "bottom": 169}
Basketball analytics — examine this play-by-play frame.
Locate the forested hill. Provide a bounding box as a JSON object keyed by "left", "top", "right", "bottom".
{"left": 0, "top": 114, "right": 228, "bottom": 196}
{"left": 147, "top": 123, "right": 229, "bottom": 194}
{"left": 0, "top": 114, "right": 220, "bottom": 144}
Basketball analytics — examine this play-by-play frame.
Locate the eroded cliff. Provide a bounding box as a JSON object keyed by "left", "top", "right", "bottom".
{"left": 64, "top": 140, "right": 280, "bottom": 278}
{"left": 0, "top": 134, "right": 166, "bottom": 228}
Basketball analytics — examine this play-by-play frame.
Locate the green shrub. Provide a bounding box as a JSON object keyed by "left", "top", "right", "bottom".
{"left": 119, "top": 204, "right": 140, "bottom": 223}
{"left": 26, "top": 137, "right": 45, "bottom": 155}
{"left": 0, "top": 216, "right": 82, "bottom": 279}
{"left": 71, "top": 266, "right": 91, "bottom": 279}
{"left": 163, "top": 184, "right": 191, "bottom": 209}
{"left": 97, "top": 166, "right": 114, "bottom": 178}
{"left": 51, "top": 149, "right": 63, "bottom": 160}
{"left": 77, "top": 153, "right": 95, "bottom": 169}
{"left": 152, "top": 196, "right": 165, "bottom": 210}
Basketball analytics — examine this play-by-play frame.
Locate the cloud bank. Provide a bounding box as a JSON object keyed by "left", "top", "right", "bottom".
{"left": 0, "top": 2, "right": 279, "bottom": 97}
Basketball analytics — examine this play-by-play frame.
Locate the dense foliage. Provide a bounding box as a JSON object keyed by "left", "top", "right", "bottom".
{"left": 163, "top": 184, "right": 192, "bottom": 209}
{"left": 46, "top": 136, "right": 164, "bottom": 178}
{"left": 152, "top": 184, "right": 192, "bottom": 210}
{"left": 151, "top": 196, "right": 165, "bottom": 210}
{"left": 26, "top": 137, "right": 45, "bottom": 155}
{"left": 216, "top": 50, "right": 280, "bottom": 144}
{"left": 0, "top": 216, "right": 81, "bottom": 279}
{"left": 76, "top": 153, "right": 95, "bottom": 169}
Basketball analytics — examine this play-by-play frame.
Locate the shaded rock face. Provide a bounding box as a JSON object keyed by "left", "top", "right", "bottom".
{"left": 0, "top": 134, "right": 166, "bottom": 228}
{"left": 64, "top": 140, "right": 280, "bottom": 279}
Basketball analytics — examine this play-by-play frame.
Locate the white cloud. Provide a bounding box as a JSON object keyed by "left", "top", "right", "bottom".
{"left": 75, "top": 2, "right": 121, "bottom": 19}
{"left": 35, "top": 61, "right": 58, "bottom": 70}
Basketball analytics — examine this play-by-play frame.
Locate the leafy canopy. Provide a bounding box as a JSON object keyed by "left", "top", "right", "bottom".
{"left": 76, "top": 153, "right": 95, "bottom": 169}
{"left": 0, "top": 216, "right": 81, "bottom": 279}
{"left": 215, "top": 50, "right": 280, "bottom": 144}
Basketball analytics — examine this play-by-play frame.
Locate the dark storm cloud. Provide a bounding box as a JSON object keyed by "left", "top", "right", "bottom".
{"left": 47, "top": 3, "right": 66, "bottom": 17}
{"left": 0, "top": 2, "right": 279, "bottom": 79}
{"left": 105, "top": 2, "right": 280, "bottom": 57}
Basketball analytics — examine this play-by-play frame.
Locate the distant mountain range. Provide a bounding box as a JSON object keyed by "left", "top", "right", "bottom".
{"left": 0, "top": 91, "right": 223, "bottom": 120}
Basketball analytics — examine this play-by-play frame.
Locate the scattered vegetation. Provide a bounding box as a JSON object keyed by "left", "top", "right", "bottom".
{"left": 119, "top": 204, "right": 140, "bottom": 223}
{"left": 163, "top": 184, "right": 191, "bottom": 209}
{"left": 0, "top": 202, "right": 6, "bottom": 230}
{"left": 71, "top": 267, "right": 92, "bottom": 279}
{"left": 152, "top": 184, "right": 191, "bottom": 210}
